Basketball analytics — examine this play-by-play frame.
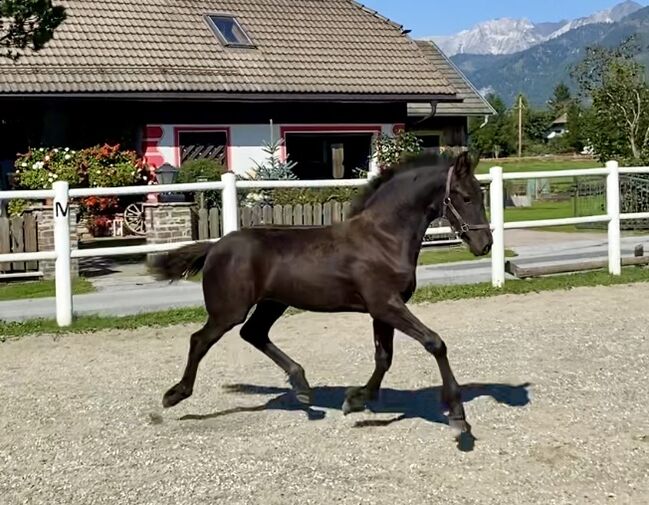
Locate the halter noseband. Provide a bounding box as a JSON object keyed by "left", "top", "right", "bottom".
{"left": 442, "top": 165, "right": 491, "bottom": 234}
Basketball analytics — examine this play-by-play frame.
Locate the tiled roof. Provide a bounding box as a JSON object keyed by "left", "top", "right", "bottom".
{"left": 552, "top": 113, "right": 568, "bottom": 125}
{"left": 0, "top": 0, "right": 457, "bottom": 100}
{"left": 408, "top": 40, "right": 496, "bottom": 117}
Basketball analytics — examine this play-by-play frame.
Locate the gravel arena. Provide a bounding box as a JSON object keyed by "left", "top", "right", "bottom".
{"left": 2, "top": 284, "right": 649, "bottom": 505}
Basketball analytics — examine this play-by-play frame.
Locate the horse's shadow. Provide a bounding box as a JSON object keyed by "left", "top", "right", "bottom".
{"left": 178, "top": 382, "right": 531, "bottom": 434}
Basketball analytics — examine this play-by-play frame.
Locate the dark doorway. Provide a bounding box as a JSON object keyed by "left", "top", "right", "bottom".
{"left": 414, "top": 132, "right": 441, "bottom": 155}
{"left": 285, "top": 133, "right": 373, "bottom": 180}
{"left": 0, "top": 115, "right": 34, "bottom": 190}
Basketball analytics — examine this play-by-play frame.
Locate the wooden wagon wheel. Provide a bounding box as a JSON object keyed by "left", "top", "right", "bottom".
{"left": 123, "top": 203, "right": 146, "bottom": 235}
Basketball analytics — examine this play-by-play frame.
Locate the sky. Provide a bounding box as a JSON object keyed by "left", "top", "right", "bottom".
{"left": 360, "top": 0, "right": 647, "bottom": 37}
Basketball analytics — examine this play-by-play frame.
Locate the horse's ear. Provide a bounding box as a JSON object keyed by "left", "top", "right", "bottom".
{"left": 454, "top": 151, "right": 475, "bottom": 179}
{"left": 470, "top": 151, "right": 480, "bottom": 175}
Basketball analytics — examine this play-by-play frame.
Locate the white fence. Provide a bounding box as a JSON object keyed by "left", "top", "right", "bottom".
{"left": 0, "top": 162, "right": 648, "bottom": 327}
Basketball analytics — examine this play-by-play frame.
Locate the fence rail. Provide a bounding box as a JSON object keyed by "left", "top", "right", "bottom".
{"left": 1, "top": 162, "right": 648, "bottom": 327}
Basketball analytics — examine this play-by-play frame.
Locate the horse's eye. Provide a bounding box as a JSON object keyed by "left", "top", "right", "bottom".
{"left": 463, "top": 196, "right": 472, "bottom": 204}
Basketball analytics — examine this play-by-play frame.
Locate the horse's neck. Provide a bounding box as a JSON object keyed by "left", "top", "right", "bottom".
{"left": 365, "top": 168, "right": 446, "bottom": 260}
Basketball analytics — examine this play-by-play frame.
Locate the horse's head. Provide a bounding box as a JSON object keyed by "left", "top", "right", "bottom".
{"left": 443, "top": 152, "right": 492, "bottom": 256}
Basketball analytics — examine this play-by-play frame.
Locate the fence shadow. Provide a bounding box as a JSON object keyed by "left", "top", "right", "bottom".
{"left": 178, "top": 382, "right": 531, "bottom": 450}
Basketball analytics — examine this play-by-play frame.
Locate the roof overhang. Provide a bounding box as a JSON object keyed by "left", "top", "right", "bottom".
{"left": 0, "top": 91, "right": 462, "bottom": 103}
{"left": 407, "top": 102, "right": 496, "bottom": 118}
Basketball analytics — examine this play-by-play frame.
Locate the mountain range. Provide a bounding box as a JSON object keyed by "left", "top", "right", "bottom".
{"left": 423, "top": 1, "right": 649, "bottom": 107}
{"left": 429, "top": 1, "right": 643, "bottom": 56}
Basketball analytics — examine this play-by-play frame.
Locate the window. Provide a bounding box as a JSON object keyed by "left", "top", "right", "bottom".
{"left": 177, "top": 130, "right": 228, "bottom": 167}
{"left": 206, "top": 15, "right": 254, "bottom": 48}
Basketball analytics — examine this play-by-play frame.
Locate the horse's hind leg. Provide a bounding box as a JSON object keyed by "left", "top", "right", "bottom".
{"left": 163, "top": 308, "right": 249, "bottom": 408}
{"left": 343, "top": 320, "right": 394, "bottom": 415}
{"left": 240, "top": 301, "right": 311, "bottom": 404}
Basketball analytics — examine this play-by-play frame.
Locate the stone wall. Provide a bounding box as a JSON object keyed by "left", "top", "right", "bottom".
{"left": 31, "top": 205, "right": 79, "bottom": 279}
{"left": 144, "top": 202, "right": 198, "bottom": 265}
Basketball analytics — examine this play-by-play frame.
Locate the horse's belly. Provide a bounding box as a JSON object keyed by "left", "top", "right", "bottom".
{"left": 263, "top": 268, "right": 365, "bottom": 312}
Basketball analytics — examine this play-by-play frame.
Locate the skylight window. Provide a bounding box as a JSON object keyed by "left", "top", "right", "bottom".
{"left": 206, "top": 15, "right": 255, "bottom": 48}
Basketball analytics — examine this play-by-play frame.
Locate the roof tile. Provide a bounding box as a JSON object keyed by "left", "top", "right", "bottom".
{"left": 410, "top": 40, "right": 495, "bottom": 117}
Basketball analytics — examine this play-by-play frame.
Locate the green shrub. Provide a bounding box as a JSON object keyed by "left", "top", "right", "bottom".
{"left": 178, "top": 158, "right": 226, "bottom": 183}
{"left": 14, "top": 147, "right": 84, "bottom": 189}
{"left": 80, "top": 145, "right": 151, "bottom": 188}
{"left": 248, "top": 139, "right": 297, "bottom": 180}
{"left": 374, "top": 131, "right": 423, "bottom": 170}
{"left": 14, "top": 144, "right": 152, "bottom": 190}
{"left": 522, "top": 142, "right": 552, "bottom": 157}
{"left": 7, "top": 199, "right": 28, "bottom": 217}
{"left": 13, "top": 144, "right": 154, "bottom": 236}
{"left": 269, "top": 187, "right": 359, "bottom": 206}
{"left": 179, "top": 159, "right": 226, "bottom": 208}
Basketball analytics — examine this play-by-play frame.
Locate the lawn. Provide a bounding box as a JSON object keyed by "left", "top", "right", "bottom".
{"left": 499, "top": 199, "right": 607, "bottom": 233}
{"left": 473, "top": 157, "right": 609, "bottom": 232}
{"left": 2, "top": 267, "right": 648, "bottom": 339}
{"left": 0, "top": 278, "right": 95, "bottom": 301}
{"left": 503, "top": 200, "right": 578, "bottom": 222}
{"left": 418, "top": 246, "right": 516, "bottom": 265}
{"left": 476, "top": 157, "right": 602, "bottom": 175}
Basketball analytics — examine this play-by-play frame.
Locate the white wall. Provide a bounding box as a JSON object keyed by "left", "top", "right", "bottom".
{"left": 144, "top": 123, "right": 397, "bottom": 176}
{"left": 230, "top": 124, "right": 280, "bottom": 176}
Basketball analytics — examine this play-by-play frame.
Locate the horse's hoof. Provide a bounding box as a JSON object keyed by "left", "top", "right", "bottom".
{"left": 162, "top": 385, "right": 191, "bottom": 408}
{"left": 295, "top": 390, "right": 311, "bottom": 405}
{"left": 342, "top": 387, "right": 367, "bottom": 415}
{"left": 448, "top": 417, "right": 471, "bottom": 434}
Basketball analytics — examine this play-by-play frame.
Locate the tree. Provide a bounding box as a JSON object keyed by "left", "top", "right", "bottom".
{"left": 548, "top": 82, "right": 572, "bottom": 118}
{"left": 517, "top": 93, "right": 553, "bottom": 147}
{"left": 571, "top": 37, "right": 649, "bottom": 162}
{"left": 469, "top": 94, "right": 516, "bottom": 158}
{"left": 562, "top": 102, "right": 592, "bottom": 153}
{"left": 0, "top": 0, "right": 66, "bottom": 60}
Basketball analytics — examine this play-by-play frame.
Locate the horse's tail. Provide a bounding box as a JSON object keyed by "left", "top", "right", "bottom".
{"left": 151, "top": 241, "right": 213, "bottom": 281}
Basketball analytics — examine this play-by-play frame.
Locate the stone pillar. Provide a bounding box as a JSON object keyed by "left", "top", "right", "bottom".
{"left": 144, "top": 202, "right": 198, "bottom": 266}
{"left": 30, "top": 205, "right": 79, "bottom": 279}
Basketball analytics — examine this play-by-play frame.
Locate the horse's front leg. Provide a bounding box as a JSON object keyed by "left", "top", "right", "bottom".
{"left": 343, "top": 320, "right": 394, "bottom": 415}
{"left": 369, "top": 298, "right": 471, "bottom": 436}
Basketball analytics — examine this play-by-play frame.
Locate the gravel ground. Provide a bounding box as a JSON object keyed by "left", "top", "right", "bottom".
{"left": 1, "top": 284, "right": 648, "bottom": 505}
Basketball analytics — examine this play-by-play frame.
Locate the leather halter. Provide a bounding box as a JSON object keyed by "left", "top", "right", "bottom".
{"left": 442, "top": 165, "right": 491, "bottom": 234}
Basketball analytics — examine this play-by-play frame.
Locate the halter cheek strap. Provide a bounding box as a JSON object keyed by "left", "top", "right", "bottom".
{"left": 442, "top": 165, "right": 491, "bottom": 234}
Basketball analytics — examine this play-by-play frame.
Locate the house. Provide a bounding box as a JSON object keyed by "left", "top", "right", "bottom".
{"left": 547, "top": 113, "right": 569, "bottom": 140}
{"left": 408, "top": 40, "right": 496, "bottom": 153}
{"left": 0, "top": 0, "right": 489, "bottom": 184}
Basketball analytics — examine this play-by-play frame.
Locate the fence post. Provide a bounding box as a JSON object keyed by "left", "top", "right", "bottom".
{"left": 489, "top": 166, "right": 505, "bottom": 288}
{"left": 53, "top": 181, "right": 72, "bottom": 327}
{"left": 367, "top": 160, "right": 380, "bottom": 180}
{"left": 606, "top": 160, "right": 621, "bottom": 275}
{"left": 221, "top": 172, "right": 239, "bottom": 235}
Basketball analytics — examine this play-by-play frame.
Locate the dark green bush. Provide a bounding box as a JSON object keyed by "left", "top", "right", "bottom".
{"left": 179, "top": 159, "right": 226, "bottom": 208}
{"left": 268, "top": 187, "right": 360, "bottom": 206}
{"left": 178, "top": 159, "right": 226, "bottom": 183}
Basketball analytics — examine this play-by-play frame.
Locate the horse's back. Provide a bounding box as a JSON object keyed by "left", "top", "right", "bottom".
{"left": 201, "top": 223, "right": 365, "bottom": 311}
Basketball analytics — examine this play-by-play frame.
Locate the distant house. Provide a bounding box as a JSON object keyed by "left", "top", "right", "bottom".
{"left": 0, "top": 0, "right": 490, "bottom": 185}
{"left": 408, "top": 40, "right": 496, "bottom": 153}
{"left": 547, "top": 113, "right": 569, "bottom": 140}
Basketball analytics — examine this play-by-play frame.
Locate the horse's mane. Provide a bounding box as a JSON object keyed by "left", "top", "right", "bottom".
{"left": 348, "top": 153, "right": 453, "bottom": 218}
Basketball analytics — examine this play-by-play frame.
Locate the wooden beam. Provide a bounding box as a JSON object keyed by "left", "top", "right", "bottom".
{"left": 506, "top": 257, "right": 649, "bottom": 279}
